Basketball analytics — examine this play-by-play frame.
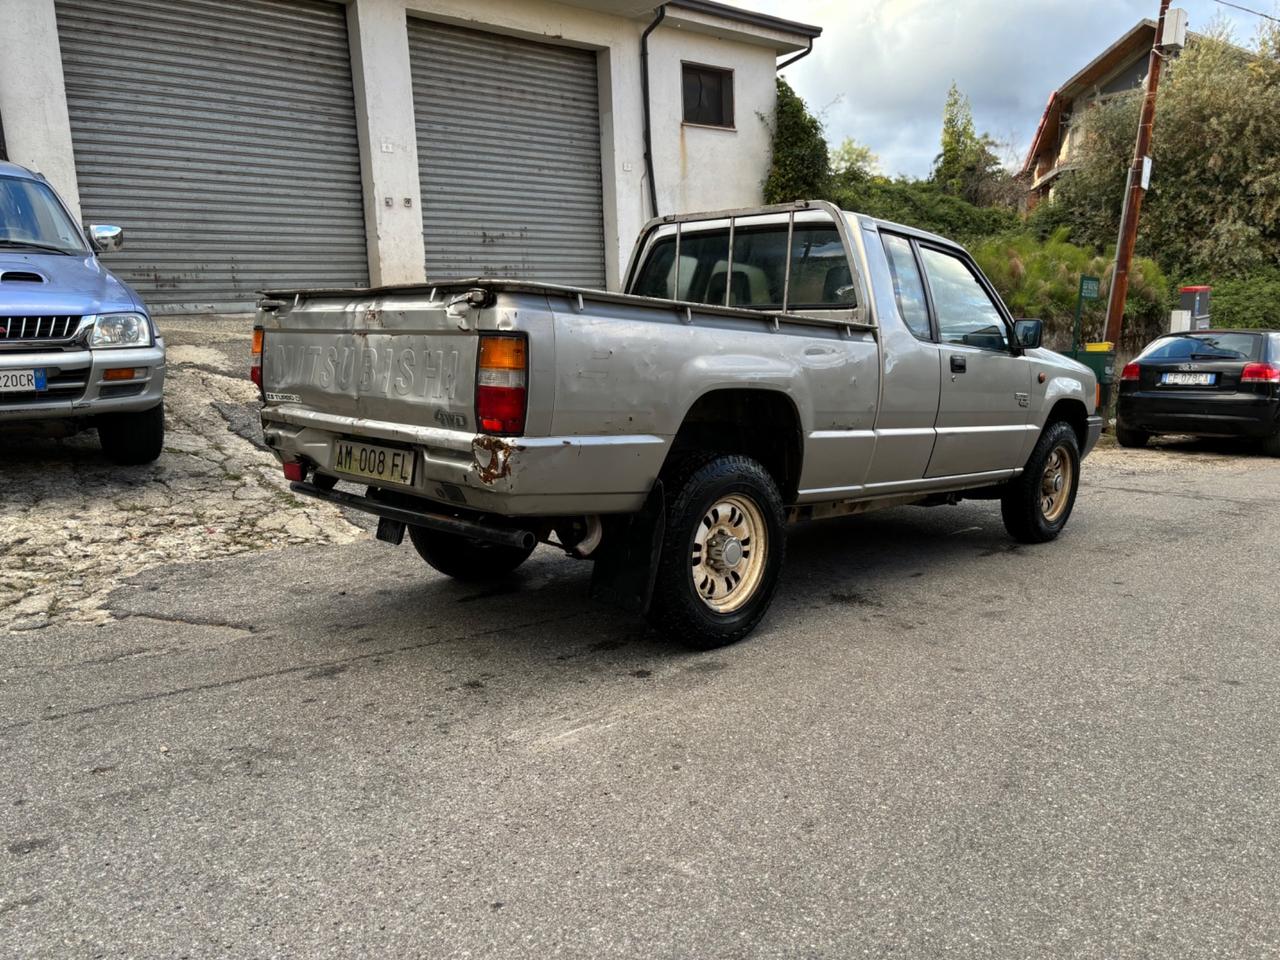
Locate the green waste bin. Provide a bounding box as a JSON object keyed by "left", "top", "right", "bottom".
{"left": 1068, "top": 344, "right": 1117, "bottom": 413}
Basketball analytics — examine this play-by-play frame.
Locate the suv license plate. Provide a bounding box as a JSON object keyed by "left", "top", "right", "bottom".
{"left": 1162, "top": 372, "right": 1215, "bottom": 386}
{"left": 0, "top": 369, "right": 47, "bottom": 393}
{"left": 333, "top": 439, "right": 416, "bottom": 485}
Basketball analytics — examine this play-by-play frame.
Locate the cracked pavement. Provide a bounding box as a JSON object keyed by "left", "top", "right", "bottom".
{"left": 0, "top": 317, "right": 361, "bottom": 633}
{"left": 2, "top": 421, "right": 1279, "bottom": 958}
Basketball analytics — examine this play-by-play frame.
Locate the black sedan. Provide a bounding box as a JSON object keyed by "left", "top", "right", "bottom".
{"left": 1116, "top": 329, "right": 1280, "bottom": 455}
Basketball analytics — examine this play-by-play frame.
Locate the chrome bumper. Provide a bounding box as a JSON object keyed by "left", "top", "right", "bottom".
{"left": 261, "top": 404, "right": 668, "bottom": 517}
{"left": 0, "top": 341, "right": 166, "bottom": 422}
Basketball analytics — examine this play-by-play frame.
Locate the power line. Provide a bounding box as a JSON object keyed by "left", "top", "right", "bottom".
{"left": 1214, "top": 0, "right": 1280, "bottom": 24}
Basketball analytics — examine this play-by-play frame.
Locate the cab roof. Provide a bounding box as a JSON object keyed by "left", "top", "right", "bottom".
{"left": 0, "top": 160, "right": 40, "bottom": 181}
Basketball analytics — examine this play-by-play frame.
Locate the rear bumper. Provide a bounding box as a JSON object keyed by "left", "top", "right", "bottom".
{"left": 261, "top": 404, "right": 667, "bottom": 516}
{"left": 1118, "top": 391, "right": 1280, "bottom": 439}
{"left": 0, "top": 342, "right": 166, "bottom": 425}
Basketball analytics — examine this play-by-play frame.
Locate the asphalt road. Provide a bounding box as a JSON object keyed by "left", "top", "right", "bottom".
{"left": 4, "top": 440, "right": 1279, "bottom": 959}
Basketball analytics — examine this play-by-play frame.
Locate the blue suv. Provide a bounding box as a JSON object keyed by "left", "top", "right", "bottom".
{"left": 0, "top": 161, "right": 165, "bottom": 463}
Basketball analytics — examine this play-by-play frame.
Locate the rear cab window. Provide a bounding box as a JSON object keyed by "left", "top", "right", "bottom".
{"left": 1137, "top": 333, "right": 1263, "bottom": 362}
{"left": 630, "top": 216, "right": 857, "bottom": 312}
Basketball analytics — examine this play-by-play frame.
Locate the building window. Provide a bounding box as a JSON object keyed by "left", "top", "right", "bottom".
{"left": 682, "top": 63, "right": 734, "bottom": 128}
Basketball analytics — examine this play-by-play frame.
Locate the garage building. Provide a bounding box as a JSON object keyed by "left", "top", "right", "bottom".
{"left": 0, "top": 0, "right": 819, "bottom": 313}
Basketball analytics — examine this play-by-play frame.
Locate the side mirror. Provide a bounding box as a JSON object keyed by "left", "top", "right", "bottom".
{"left": 88, "top": 224, "right": 124, "bottom": 253}
{"left": 1014, "top": 319, "right": 1043, "bottom": 350}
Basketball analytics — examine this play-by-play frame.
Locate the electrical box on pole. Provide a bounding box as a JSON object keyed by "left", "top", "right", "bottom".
{"left": 1161, "top": 8, "right": 1188, "bottom": 51}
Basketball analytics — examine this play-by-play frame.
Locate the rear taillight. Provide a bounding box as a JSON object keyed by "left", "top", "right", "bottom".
{"left": 1241, "top": 362, "right": 1280, "bottom": 383}
{"left": 476, "top": 335, "right": 527, "bottom": 435}
{"left": 250, "top": 326, "right": 264, "bottom": 395}
{"left": 1121, "top": 362, "right": 1140, "bottom": 382}
{"left": 282, "top": 460, "right": 306, "bottom": 482}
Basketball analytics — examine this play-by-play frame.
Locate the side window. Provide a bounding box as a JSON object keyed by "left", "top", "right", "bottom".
{"left": 918, "top": 246, "right": 1009, "bottom": 351}
{"left": 682, "top": 63, "right": 734, "bottom": 128}
{"left": 632, "top": 230, "right": 730, "bottom": 305}
{"left": 881, "top": 234, "right": 932, "bottom": 339}
{"left": 788, "top": 225, "right": 856, "bottom": 309}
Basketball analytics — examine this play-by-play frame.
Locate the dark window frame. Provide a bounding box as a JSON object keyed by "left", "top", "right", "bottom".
{"left": 914, "top": 240, "right": 1017, "bottom": 355}
{"left": 681, "top": 61, "right": 735, "bottom": 129}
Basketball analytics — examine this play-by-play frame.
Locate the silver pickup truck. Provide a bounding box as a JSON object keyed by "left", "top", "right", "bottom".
{"left": 256, "top": 201, "right": 1102, "bottom": 648}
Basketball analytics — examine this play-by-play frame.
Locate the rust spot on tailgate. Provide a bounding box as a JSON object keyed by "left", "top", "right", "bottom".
{"left": 473, "top": 435, "right": 517, "bottom": 484}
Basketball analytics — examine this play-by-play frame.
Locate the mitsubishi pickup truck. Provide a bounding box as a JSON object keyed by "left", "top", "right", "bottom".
{"left": 1, "top": 161, "right": 165, "bottom": 464}
{"left": 255, "top": 201, "right": 1103, "bottom": 648}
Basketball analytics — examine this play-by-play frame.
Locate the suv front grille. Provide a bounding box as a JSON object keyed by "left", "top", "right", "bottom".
{"left": 0, "top": 315, "right": 81, "bottom": 342}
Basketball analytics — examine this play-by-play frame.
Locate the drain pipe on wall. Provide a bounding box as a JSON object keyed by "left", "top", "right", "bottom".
{"left": 640, "top": 4, "right": 666, "bottom": 220}
{"left": 776, "top": 37, "right": 813, "bottom": 71}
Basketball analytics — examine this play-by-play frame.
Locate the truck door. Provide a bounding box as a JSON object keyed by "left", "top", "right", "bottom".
{"left": 916, "top": 245, "right": 1032, "bottom": 478}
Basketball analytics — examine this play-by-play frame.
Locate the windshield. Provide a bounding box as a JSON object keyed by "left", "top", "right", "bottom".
{"left": 1137, "top": 333, "right": 1262, "bottom": 362}
{"left": 0, "top": 176, "right": 88, "bottom": 255}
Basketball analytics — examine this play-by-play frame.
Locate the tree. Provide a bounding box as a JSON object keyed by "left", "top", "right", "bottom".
{"left": 831, "top": 137, "right": 879, "bottom": 182}
{"left": 763, "top": 79, "right": 829, "bottom": 203}
{"left": 1048, "top": 22, "right": 1280, "bottom": 282}
{"left": 931, "top": 82, "right": 1014, "bottom": 207}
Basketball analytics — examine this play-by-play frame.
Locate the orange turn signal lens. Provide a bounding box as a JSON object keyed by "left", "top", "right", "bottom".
{"left": 103, "top": 368, "right": 137, "bottom": 382}
{"left": 478, "top": 336, "right": 526, "bottom": 371}
{"left": 252, "top": 327, "right": 264, "bottom": 356}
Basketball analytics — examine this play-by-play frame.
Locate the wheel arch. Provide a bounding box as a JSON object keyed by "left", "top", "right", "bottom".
{"left": 1046, "top": 397, "right": 1089, "bottom": 451}
{"left": 661, "top": 388, "right": 804, "bottom": 502}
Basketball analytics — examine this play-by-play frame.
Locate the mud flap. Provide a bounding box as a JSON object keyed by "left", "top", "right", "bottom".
{"left": 589, "top": 481, "right": 665, "bottom": 615}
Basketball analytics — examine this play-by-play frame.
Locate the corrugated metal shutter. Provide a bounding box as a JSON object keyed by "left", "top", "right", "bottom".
{"left": 56, "top": 0, "right": 368, "bottom": 313}
{"left": 408, "top": 19, "right": 607, "bottom": 289}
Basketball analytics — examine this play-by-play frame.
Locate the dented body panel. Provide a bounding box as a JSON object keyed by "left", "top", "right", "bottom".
{"left": 258, "top": 202, "right": 1101, "bottom": 521}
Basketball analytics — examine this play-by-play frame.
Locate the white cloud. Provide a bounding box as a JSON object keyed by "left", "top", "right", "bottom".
{"left": 753, "top": 0, "right": 1263, "bottom": 177}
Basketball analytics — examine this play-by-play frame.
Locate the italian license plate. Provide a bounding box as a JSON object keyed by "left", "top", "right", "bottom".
{"left": 332, "top": 439, "right": 416, "bottom": 485}
{"left": 0, "top": 369, "right": 47, "bottom": 393}
{"left": 1162, "top": 372, "right": 1215, "bottom": 386}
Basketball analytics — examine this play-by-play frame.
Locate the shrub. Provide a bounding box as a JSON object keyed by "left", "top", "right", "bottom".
{"left": 763, "top": 79, "right": 829, "bottom": 204}
{"left": 1200, "top": 271, "right": 1280, "bottom": 329}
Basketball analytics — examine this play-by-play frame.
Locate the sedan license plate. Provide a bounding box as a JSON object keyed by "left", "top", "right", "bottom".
{"left": 333, "top": 439, "right": 416, "bottom": 485}
{"left": 1161, "top": 372, "right": 1216, "bottom": 386}
{"left": 0, "top": 368, "right": 47, "bottom": 393}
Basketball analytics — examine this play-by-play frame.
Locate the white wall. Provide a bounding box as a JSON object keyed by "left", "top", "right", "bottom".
{"left": 0, "top": 0, "right": 82, "bottom": 218}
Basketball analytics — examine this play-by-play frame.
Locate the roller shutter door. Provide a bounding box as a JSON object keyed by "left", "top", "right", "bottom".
{"left": 408, "top": 19, "right": 607, "bottom": 289}
{"left": 56, "top": 0, "right": 368, "bottom": 313}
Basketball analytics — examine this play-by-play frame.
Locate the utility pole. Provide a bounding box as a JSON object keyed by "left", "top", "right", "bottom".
{"left": 1103, "top": 0, "right": 1172, "bottom": 346}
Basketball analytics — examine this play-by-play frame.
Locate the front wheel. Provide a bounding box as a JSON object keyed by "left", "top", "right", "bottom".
{"left": 98, "top": 402, "right": 165, "bottom": 465}
{"left": 1001, "top": 421, "right": 1081, "bottom": 544}
{"left": 408, "top": 526, "right": 535, "bottom": 582}
{"left": 647, "top": 454, "right": 786, "bottom": 650}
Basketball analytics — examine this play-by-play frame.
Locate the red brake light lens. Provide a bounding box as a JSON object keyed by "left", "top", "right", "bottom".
{"left": 251, "top": 326, "right": 264, "bottom": 393}
{"left": 1120, "top": 362, "right": 1141, "bottom": 381}
{"left": 1241, "top": 362, "right": 1280, "bottom": 383}
{"left": 282, "top": 460, "right": 306, "bottom": 482}
{"left": 476, "top": 335, "right": 528, "bottom": 435}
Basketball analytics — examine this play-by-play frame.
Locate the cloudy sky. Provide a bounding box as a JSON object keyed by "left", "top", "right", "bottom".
{"left": 750, "top": 0, "right": 1268, "bottom": 178}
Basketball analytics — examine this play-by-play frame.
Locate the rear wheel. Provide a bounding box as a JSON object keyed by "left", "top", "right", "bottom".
{"left": 1001, "top": 421, "right": 1081, "bottom": 544}
{"left": 647, "top": 454, "right": 785, "bottom": 649}
{"left": 408, "top": 526, "right": 535, "bottom": 582}
{"left": 1116, "top": 424, "right": 1150, "bottom": 448}
{"left": 98, "top": 402, "right": 165, "bottom": 465}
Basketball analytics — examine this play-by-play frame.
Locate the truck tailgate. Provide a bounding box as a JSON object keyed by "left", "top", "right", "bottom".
{"left": 261, "top": 297, "right": 477, "bottom": 429}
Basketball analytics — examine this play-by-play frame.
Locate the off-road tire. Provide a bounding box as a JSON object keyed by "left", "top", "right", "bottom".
{"left": 1001, "top": 420, "right": 1081, "bottom": 544}
{"left": 1262, "top": 431, "right": 1280, "bottom": 457}
{"left": 98, "top": 401, "right": 165, "bottom": 465}
{"left": 647, "top": 454, "right": 786, "bottom": 650}
{"left": 1116, "top": 424, "right": 1150, "bottom": 448}
{"left": 408, "top": 526, "right": 535, "bottom": 582}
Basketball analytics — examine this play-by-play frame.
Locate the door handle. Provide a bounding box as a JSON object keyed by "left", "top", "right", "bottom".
{"left": 950, "top": 355, "right": 967, "bottom": 374}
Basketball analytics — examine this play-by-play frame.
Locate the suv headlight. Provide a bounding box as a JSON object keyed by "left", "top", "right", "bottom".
{"left": 88, "top": 312, "right": 152, "bottom": 349}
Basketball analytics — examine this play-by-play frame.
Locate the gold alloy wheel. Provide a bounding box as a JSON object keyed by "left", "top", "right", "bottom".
{"left": 690, "top": 493, "right": 767, "bottom": 614}
{"left": 1040, "top": 444, "right": 1075, "bottom": 523}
